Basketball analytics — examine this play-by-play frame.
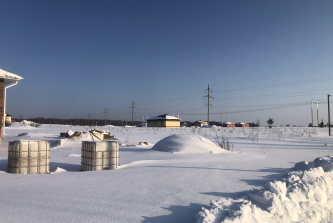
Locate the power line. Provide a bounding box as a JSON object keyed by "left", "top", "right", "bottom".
{"left": 178, "top": 101, "right": 311, "bottom": 115}
{"left": 130, "top": 75, "right": 333, "bottom": 112}
{"left": 213, "top": 88, "right": 333, "bottom": 101}
{"left": 210, "top": 64, "right": 333, "bottom": 86}
{"left": 213, "top": 75, "right": 333, "bottom": 94}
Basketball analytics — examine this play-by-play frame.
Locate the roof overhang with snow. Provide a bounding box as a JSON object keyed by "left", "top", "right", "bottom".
{"left": 147, "top": 114, "right": 181, "bottom": 121}
{"left": 0, "top": 68, "right": 23, "bottom": 85}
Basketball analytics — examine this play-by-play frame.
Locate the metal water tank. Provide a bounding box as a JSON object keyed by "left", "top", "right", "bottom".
{"left": 81, "top": 140, "right": 119, "bottom": 171}
{"left": 7, "top": 140, "right": 50, "bottom": 174}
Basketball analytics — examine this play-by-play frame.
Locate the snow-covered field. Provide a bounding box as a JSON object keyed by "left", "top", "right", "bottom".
{"left": 0, "top": 123, "right": 333, "bottom": 223}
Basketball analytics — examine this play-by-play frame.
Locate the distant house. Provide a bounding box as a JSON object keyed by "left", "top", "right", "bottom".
{"left": 5, "top": 114, "right": 12, "bottom": 124}
{"left": 222, "top": 121, "right": 235, "bottom": 127}
{"left": 138, "top": 122, "right": 147, "bottom": 127}
{"left": 192, "top": 120, "right": 208, "bottom": 127}
{"left": 235, "top": 122, "right": 249, "bottom": 127}
{"left": 147, "top": 114, "right": 180, "bottom": 127}
{"left": 180, "top": 121, "right": 190, "bottom": 127}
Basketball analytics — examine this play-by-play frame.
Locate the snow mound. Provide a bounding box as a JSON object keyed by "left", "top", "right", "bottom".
{"left": 60, "top": 131, "right": 99, "bottom": 146}
{"left": 196, "top": 156, "right": 333, "bottom": 223}
{"left": 151, "top": 134, "right": 224, "bottom": 154}
{"left": 68, "top": 154, "right": 81, "bottom": 157}
{"left": 18, "top": 132, "right": 33, "bottom": 137}
{"left": 19, "top": 120, "right": 35, "bottom": 125}
{"left": 67, "top": 130, "right": 74, "bottom": 137}
{"left": 67, "top": 131, "right": 97, "bottom": 141}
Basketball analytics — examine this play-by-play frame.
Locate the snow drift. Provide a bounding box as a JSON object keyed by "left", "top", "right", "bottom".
{"left": 196, "top": 156, "right": 333, "bottom": 223}
{"left": 151, "top": 134, "right": 224, "bottom": 154}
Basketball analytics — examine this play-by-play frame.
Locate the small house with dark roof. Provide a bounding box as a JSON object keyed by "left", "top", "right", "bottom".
{"left": 147, "top": 114, "right": 180, "bottom": 127}
{"left": 5, "top": 114, "right": 12, "bottom": 124}
{"left": 192, "top": 120, "right": 208, "bottom": 127}
{"left": 235, "top": 122, "right": 249, "bottom": 127}
{"left": 222, "top": 121, "right": 235, "bottom": 127}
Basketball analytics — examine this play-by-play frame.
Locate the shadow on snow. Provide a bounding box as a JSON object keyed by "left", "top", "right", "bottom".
{"left": 142, "top": 203, "right": 209, "bottom": 223}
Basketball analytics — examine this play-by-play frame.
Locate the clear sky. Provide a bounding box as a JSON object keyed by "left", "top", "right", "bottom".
{"left": 1, "top": 0, "right": 333, "bottom": 126}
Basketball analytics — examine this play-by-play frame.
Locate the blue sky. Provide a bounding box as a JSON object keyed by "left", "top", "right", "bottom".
{"left": 1, "top": 0, "right": 333, "bottom": 126}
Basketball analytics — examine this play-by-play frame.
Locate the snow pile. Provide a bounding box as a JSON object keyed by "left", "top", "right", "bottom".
{"left": 22, "top": 120, "right": 36, "bottom": 125}
{"left": 196, "top": 156, "right": 333, "bottom": 223}
{"left": 151, "top": 134, "right": 224, "bottom": 154}
{"left": 50, "top": 167, "right": 68, "bottom": 174}
{"left": 12, "top": 120, "right": 36, "bottom": 126}
{"left": 67, "top": 130, "right": 74, "bottom": 137}
{"left": 18, "top": 132, "right": 35, "bottom": 137}
{"left": 59, "top": 131, "right": 99, "bottom": 146}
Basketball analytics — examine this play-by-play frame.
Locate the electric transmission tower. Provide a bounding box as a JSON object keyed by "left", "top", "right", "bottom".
{"left": 130, "top": 101, "right": 137, "bottom": 126}
{"left": 203, "top": 84, "right": 214, "bottom": 125}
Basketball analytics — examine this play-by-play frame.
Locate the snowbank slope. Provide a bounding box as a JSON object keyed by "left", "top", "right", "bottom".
{"left": 196, "top": 156, "right": 333, "bottom": 223}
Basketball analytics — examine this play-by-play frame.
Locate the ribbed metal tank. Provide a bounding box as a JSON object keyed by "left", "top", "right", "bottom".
{"left": 81, "top": 140, "right": 119, "bottom": 171}
{"left": 7, "top": 140, "right": 50, "bottom": 174}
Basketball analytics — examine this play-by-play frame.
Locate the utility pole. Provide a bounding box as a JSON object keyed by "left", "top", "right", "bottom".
{"left": 311, "top": 100, "right": 313, "bottom": 127}
{"left": 203, "top": 84, "right": 214, "bottom": 125}
{"left": 130, "top": 101, "right": 136, "bottom": 126}
{"left": 104, "top": 107, "right": 108, "bottom": 126}
{"left": 328, "top": 94, "right": 331, "bottom": 136}
{"left": 317, "top": 100, "right": 319, "bottom": 127}
{"left": 87, "top": 113, "right": 90, "bottom": 126}
{"left": 221, "top": 113, "right": 223, "bottom": 125}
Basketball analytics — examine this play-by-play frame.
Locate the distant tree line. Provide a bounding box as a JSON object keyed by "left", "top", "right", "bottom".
{"left": 14, "top": 117, "right": 143, "bottom": 127}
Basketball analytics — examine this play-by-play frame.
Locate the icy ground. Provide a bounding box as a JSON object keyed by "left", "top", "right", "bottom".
{"left": 0, "top": 123, "right": 333, "bottom": 223}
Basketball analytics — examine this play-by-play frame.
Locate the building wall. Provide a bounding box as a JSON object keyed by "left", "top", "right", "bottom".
{"left": 147, "top": 120, "right": 180, "bottom": 127}
{"left": 0, "top": 80, "right": 3, "bottom": 136}
{"left": 147, "top": 120, "right": 164, "bottom": 127}
{"left": 165, "top": 120, "right": 180, "bottom": 127}
{"left": 236, "top": 124, "right": 249, "bottom": 127}
{"left": 5, "top": 116, "right": 12, "bottom": 123}
{"left": 193, "top": 122, "right": 208, "bottom": 127}
{"left": 222, "top": 124, "right": 235, "bottom": 127}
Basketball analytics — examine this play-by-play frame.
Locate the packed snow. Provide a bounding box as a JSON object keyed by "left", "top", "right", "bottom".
{"left": 0, "top": 122, "right": 333, "bottom": 222}
{"left": 196, "top": 156, "right": 333, "bottom": 223}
